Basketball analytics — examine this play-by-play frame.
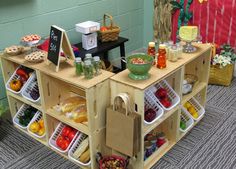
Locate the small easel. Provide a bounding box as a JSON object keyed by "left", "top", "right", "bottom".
{"left": 47, "top": 25, "right": 75, "bottom": 72}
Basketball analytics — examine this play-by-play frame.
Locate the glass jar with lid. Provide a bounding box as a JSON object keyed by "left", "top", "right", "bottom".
{"left": 83, "top": 60, "right": 93, "bottom": 79}
{"left": 93, "top": 56, "right": 102, "bottom": 76}
{"left": 74, "top": 57, "right": 83, "bottom": 76}
{"left": 169, "top": 45, "right": 178, "bottom": 62}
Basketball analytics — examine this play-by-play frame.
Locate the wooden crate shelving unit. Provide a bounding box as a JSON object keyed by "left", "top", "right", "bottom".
{"left": 0, "top": 52, "right": 114, "bottom": 169}
{"left": 109, "top": 43, "right": 211, "bottom": 169}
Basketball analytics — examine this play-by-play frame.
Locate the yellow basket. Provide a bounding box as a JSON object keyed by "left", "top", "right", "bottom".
{"left": 98, "top": 13, "right": 120, "bottom": 42}
{"left": 209, "top": 64, "right": 234, "bottom": 86}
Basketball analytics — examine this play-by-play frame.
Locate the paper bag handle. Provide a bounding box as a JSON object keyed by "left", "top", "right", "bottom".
{"left": 113, "top": 93, "right": 132, "bottom": 116}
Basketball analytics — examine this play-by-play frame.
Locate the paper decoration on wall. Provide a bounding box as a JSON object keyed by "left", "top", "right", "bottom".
{"left": 153, "top": 0, "right": 173, "bottom": 43}
{"left": 171, "top": 0, "right": 193, "bottom": 36}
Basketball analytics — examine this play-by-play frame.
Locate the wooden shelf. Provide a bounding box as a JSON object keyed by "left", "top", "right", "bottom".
{"left": 7, "top": 91, "right": 42, "bottom": 111}
{"left": 14, "top": 125, "right": 47, "bottom": 146}
{"left": 178, "top": 114, "right": 205, "bottom": 140}
{"left": 182, "top": 82, "right": 207, "bottom": 104}
{"left": 46, "top": 108, "right": 90, "bottom": 135}
{"left": 144, "top": 140, "right": 175, "bottom": 169}
{"left": 143, "top": 106, "right": 179, "bottom": 135}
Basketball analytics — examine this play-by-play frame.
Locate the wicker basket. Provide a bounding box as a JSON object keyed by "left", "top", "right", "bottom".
{"left": 209, "top": 64, "right": 234, "bottom": 86}
{"left": 98, "top": 14, "right": 120, "bottom": 42}
{"left": 101, "top": 60, "right": 113, "bottom": 72}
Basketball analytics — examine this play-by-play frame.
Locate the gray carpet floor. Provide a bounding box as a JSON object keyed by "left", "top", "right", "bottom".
{"left": 0, "top": 79, "right": 236, "bottom": 169}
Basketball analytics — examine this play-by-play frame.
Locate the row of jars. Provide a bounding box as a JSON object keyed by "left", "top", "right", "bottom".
{"left": 75, "top": 53, "right": 102, "bottom": 79}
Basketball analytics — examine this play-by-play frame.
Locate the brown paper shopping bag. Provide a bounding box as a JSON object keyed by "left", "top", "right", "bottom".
{"left": 106, "top": 93, "right": 141, "bottom": 157}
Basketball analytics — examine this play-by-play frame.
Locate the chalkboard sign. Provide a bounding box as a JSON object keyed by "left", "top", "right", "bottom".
{"left": 47, "top": 25, "right": 63, "bottom": 66}
{"left": 47, "top": 25, "right": 75, "bottom": 72}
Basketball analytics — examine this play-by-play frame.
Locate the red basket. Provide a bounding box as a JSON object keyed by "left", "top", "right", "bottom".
{"left": 96, "top": 153, "right": 129, "bottom": 169}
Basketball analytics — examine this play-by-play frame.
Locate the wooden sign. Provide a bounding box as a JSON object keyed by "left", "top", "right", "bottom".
{"left": 47, "top": 25, "right": 75, "bottom": 72}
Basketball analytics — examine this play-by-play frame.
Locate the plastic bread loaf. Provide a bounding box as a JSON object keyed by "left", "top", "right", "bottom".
{"left": 73, "top": 138, "right": 89, "bottom": 159}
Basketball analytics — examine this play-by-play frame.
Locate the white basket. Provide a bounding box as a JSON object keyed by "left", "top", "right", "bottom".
{"left": 22, "top": 72, "right": 40, "bottom": 103}
{"left": 13, "top": 104, "right": 38, "bottom": 130}
{"left": 183, "top": 97, "right": 205, "bottom": 121}
{"left": 144, "top": 94, "right": 164, "bottom": 125}
{"left": 49, "top": 122, "right": 79, "bottom": 154}
{"left": 6, "top": 66, "right": 33, "bottom": 95}
{"left": 68, "top": 133, "right": 91, "bottom": 166}
{"left": 179, "top": 107, "right": 194, "bottom": 133}
{"left": 145, "top": 80, "right": 180, "bottom": 111}
{"left": 27, "top": 111, "right": 45, "bottom": 139}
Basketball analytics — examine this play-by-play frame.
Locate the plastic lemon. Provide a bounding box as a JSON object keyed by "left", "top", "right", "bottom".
{"left": 184, "top": 102, "right": 191, "bottom": 109}
{"left": 30, "top": 122, "right": 40, "bottom": 133}
{"left": 38, "top": 119, "right": 44, "bottom": 128}
{"left": 38, "top": 127, "right": 45, "bottom": 136}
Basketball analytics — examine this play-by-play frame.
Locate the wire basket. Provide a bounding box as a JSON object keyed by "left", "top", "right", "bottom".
{"left": 6, "top": 66, "right": 33, "bottom": 95}
{"left": 98, "top": 13, "right": 120, "bottom": 42}
{"left": 179, "top": 107, "right": 194, "bottom": 133}
{"left": 49, "top": 122, "right": 79, "bottom": 154}
{"left": 13, "top": 104, "right": 38, "bottom": 130}
{"left": 145, "top": 80, "right": 180, "bottom": 111}
{"left": 27, "top": 111, "right": 45, "bottom": 139}
{"left": 144, "top": 94, "right": 164, "bottom": 125}
{"left": 183, "top": 97, "right": 205, "bottom": 121}
{"left": 68, "top": 133, "right": 91, "bottom": 166}
{"left": 22, "top": 72, "right": 40, "bottom": 103}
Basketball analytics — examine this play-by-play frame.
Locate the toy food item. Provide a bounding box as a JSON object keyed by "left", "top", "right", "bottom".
{"left": 100, "top": 26, "right": 108, "bottom": 31}
{"left": 184, "top": 102, "right": 199, "bottom": 118}
{"left": 73, "top": 138, "right": 89, "bottom": 159}
{"left": 38, "top": 127, "right": 45, "bottom": 136}
{"left": 130, "top": 57, "right": 147, "bottom": 64}
{"left": 79, "top": 148, "right": 90, "bottom": 163}
{"left": 145, "top": 108, "right": 156, "bottom": 122}
{"left": 38, "top": 119, "right": 44, "bottom": 128}
{"left": 179, "top": 26, "right": 198, "bottom": 41}
{"left": 18, "top": 107, "right": 37, "bottom": 127}
{"left": 29, "top": 118, "right": 45, "bottom": 136}
{"left": 60, "top": 96, "right": 86, "bottom": 113}
{"left": 155, "top": 88, "right": 171, "bottom": 108}
{"left": 29, "top": 121, "right": 40, "bottom": 133}
{"left": 56, "top": 126, "right": 77, "bottom": 150}
{"left": 21, "top": 34, "right": 41, "bottom": 43}
{"left": 30, "top": 85, "right": 40, "bottom": 100}
{"left": 155, "top": 88, "right": 167, "bottom": 99}
{"left": 71, "top": 105, "right": 88, "bottom": 123}
{"left": 4, "top": 46, "right": 23, "bottom": 56}
{"left": 16, "top": 68, "right": 29, "bottom": 83}
{"left": 25, "top": 51, "right": 46, "bottom": 63}
{"left": 9, "top": 79, "right": 22, "bottom": 92}
{"left": 180, "top": 120, "right": 186, "bottom": 130}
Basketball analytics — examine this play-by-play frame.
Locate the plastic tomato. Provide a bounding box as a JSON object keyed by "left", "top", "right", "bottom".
{"left": 68, "top": 130, "right": 77, "bottom": 142}
{"left": 56, "top": 136, "right": 64, "bottom": 147}
{"left": 60, "top": 139, "right": 70, "bottom": 150}
{"left": 100, "top": 26, "right": 108, "bottom": 31}
{"left": 61, "top": 126, "right": 72, "bottom": 137}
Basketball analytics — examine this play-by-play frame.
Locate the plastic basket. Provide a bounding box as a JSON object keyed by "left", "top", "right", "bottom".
{"left": 145, "top": 80, "right": 180, "bottom": 111}
{"left": 49, "top": 122, "right": 79, "bottom": 154}
{"left": 27, "top": 111, "right": 45, "bottom": 139}
{"left": 144, "top": 94, "right": 164, "bottom": 125}
{"left": 6, "top": 66, "right": 32, "bottom": 95}
{"left": 22, "top": 72, "right": 40, "bottom": 103}
{"left": 183, "top": 97, "right": 205, "bottom": 121}
{"left": 13, "top": 104, "right": 38, "bottom": 130}
{"left": 68, "top": 133, "right": 91, "bottom": 166}
{"left": 179, "top": 107, "right": 194, "bottom": 133}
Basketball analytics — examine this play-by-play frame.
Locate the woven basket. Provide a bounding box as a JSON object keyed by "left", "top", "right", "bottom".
{"left": 101, "top": 60, "right": 113, "bottom": 72}
{"left": 209, "top": 64, "right": 234, "bottom": 86}
{"left": 98, "top": 14, "right": 120, "bottom": 42}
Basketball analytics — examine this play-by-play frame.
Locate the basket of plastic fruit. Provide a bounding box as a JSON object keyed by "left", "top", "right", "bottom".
{"left": 144, "top": 95, "right": 164, "bottom": 125}
{"left": 145, "top": 80, "right": 180, "bottom": 111}
{"left": 27, "top": 111, "right": 45, "bottom": 138}
{"left": 22, "top": 72, "right": 40, "bottom": 103}
{"left": 13, "top": 104, "right": 38, "bottom": 130}
{"left": 68, "top": 133, "right": 91, "bottom": 166}
{"left": 49, "top": 122, "right": 79, "bottom": 154}
{"left": 183, "top": 97, "right": 205, "bottom": 121}
{"left": 6, "top": 66, "right": 33, "bottom": 95}
{"left": 179, "top": 108, "right": 194, "bottom": 133}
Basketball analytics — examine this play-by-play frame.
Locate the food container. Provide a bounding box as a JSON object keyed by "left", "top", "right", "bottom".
{"left": 75, "top": 21, "right": 100, "bottom": 34}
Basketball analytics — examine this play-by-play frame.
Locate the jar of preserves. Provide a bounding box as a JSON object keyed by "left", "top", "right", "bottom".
{"left": 156, "top": 44, "right": 167, "bottom": 69}
{"left": 83, "top": 60, "right": 93, "bottom": 79}
{"left": 147, "top": 42, "right": 156, "bottom": 65}
{"left": 93, "top": 56, "right": 102, "bottom": 76}
{"left": 75, "top": 57, "right": 83, "bottom": 76}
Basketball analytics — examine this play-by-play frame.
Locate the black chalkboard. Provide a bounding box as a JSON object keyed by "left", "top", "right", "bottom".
{"left": 47, "top": 26, "right": 63, "bottom": 66}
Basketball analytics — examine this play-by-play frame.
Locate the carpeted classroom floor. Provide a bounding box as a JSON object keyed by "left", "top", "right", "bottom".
{"left": 0, "top": 79, "right": 236, "bottom": 169}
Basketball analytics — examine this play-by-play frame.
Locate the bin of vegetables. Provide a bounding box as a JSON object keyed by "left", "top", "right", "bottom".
{"left": 13, "top": 104, "right": 38, "bottom": 129}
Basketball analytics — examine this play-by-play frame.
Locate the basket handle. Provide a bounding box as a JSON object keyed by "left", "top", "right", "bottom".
{"left": 103, "top": 13, "right": 114, "bottom": 29}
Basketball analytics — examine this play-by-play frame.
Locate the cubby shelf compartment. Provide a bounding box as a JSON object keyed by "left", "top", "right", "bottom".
{"left": 179, "top": 107, "right": 194, "bottom": 133}
{"left": 46, "top": 109, "right": 89, "bottom": 135}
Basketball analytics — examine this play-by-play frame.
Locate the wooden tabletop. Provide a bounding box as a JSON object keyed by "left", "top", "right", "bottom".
{"left": 110, "top": 43, "right": 212, "bottom": 90}
{"left": 0, "top": 52, "right": 114, "bottom": 89}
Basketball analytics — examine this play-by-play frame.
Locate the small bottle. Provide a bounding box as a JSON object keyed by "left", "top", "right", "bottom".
{"left": 156, "top": 44, "right": 167, "bottom": 69}
{"left": 93, "top": 56, "right": 102, "bottom": 76}
{"left": 147, "top": 42, "right": 156, "bottom": 65}
{"left": 176, "top": 43, "right": 183, "bottom": 59}
{"left": 75, "top": 57, "right": 83, "bottom": 76}
{"left": 167, "top": 41, "right": 174, "bottom": 60}
{"left": 83, "top": 60, "right": 93, "bottom": 79}
{"left": 169, "top": 45, "right": 178, "bottom": 62}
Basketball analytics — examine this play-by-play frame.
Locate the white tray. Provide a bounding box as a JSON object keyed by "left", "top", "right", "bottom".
{"left": 68, "top": 133, "right": 91, "bottom": 166}
{"left": 27, "top": 111, "right": 45, "bottom": 139}
{"left": 144, "top": 94, "right": 164, "bottom": 125}
{"left": 179, "top": 107, "right": 194, "bottom": 133}
{"left": 183, "top": 97, "right": 205, "bottom": 121}
{"left": 49, "top": 122, "right": 79, "bottom": 154}
{"left": 13, "top": 104, "right": 39, "bottom": 130}
{"left": 145, "top": 80, "right": 180, "bottom": 111}
{"left": 22, "top": 72, "right": 40, "bottom": 103}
